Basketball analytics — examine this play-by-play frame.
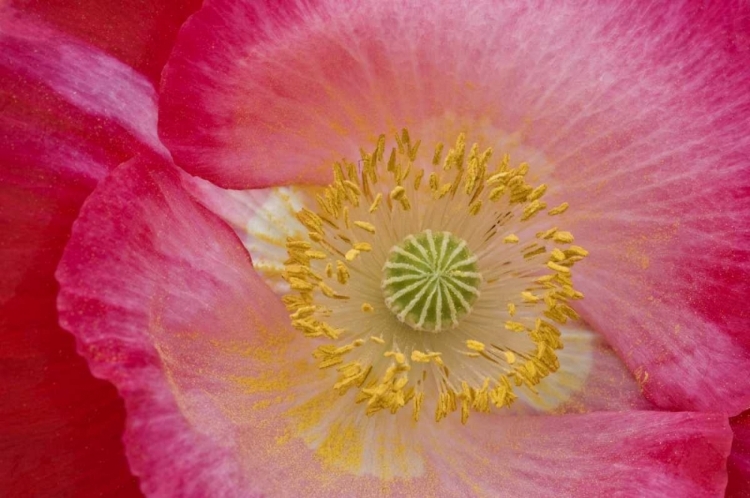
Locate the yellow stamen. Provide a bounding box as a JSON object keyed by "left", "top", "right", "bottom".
{"left": 279, "top": 129, "right": 587, "bottom": 424}
{"left": 552, "top": 231, "right": 574, "bottom": 243}
{"left": 507, "top": 302, "right": 517, "bottom": 316}
{"left": 336, "top": 261, "right": 350, "bottom": 284}
{"left": 353, "top": 221, "right": 376, "bottom": 234}
{"left": 345, "top": 248, "right": 360, "bottom": 261}
{"left": 466, "top": 340, "right": 486, "bottom": 352}
{"left": 548, "top": 202, "right": 569, "bottom": 215}
{"left": 369, "top": 193, "right": 382, "bottom": 213}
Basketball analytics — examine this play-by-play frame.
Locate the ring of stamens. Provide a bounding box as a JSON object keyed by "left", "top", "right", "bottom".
{"left": 281, "top": 129, "right": 587, "bottom": 424}
{"left": 382, "top": 230, "right": 481, "bottom": 332}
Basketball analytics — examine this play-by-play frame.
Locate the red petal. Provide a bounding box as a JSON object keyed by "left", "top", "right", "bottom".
{"left": 727, "top": 410, "right": 750, "bottom": 498}
{"left": 1, "top": 9, "right": 172, "bottom": 495}
{"left": 0, "top": 10, "right": 169, "bottom": 159}
{"left": 10, "top": 0, "right": 202, "bottom": 86}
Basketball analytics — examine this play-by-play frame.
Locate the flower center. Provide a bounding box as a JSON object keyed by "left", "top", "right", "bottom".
{"left": 382, "top": 230, "right": 481, "bottom": 332}
{"left": 281, "top": 129, "right": 587, "bottom": 424}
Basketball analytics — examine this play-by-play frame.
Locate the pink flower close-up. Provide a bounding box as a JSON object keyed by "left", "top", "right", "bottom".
{"left": 2, "top": 1, "right": 750, "bottom": 497}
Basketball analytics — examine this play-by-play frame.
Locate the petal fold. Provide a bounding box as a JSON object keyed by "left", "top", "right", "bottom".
{"left": 8, "top": 0, "right": 202, "bottom": 85}
{"left": 56, "top": 156, "right": 257, "bottom": 497}
{"left": 1, "top": 8, "right": 173, "bottom": 494}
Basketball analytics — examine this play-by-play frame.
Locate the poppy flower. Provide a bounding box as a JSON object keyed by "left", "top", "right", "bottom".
{"left": 3, "top": 0, "right": 750, "bottom": 496}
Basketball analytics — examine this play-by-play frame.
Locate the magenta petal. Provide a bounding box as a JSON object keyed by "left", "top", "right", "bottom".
{"left": 1, "top": 9, "right": 169, "bottom": 160}
{"left": 0, "top": 6, "right": 178, "bottom": 495}
{"left": 11, "top": 0, "right": 202, "bottom": 85}
{"left": 728, "top": 411, "right": 750, "bottom": 498}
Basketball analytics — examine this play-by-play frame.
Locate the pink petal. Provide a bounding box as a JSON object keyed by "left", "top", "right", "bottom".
{"left": 58, "top": 155, "right": 731, "bottom": 496}
{"left": 548, "top": 323, "right": 654, "bottom": 413}
{"left": 10, "top": 0, "right": 202, "bottom": 85}
{"left": 160, "top": 0, "right": 750, "bottom": 413}
{"left": 56, "top": 156, "right": 257, "bottom": 496}
{"left": 1, "top": 8, "right": 173, "bottom": 495}
{"left": 431, "top": 411, "right": 732, "bottom": 497}
{"left": 727, "top": 410, "right": 750, "bottom": 498}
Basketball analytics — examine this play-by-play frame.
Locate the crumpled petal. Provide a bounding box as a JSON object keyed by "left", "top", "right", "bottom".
{"left": 159, "top": 0, "right": 750, "bottom": 414}
{"left": 57, "top": 155, "right": 732, "bottom": 497}
{"left": 0, "top": 6, "right": 184, "bottom": 495}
